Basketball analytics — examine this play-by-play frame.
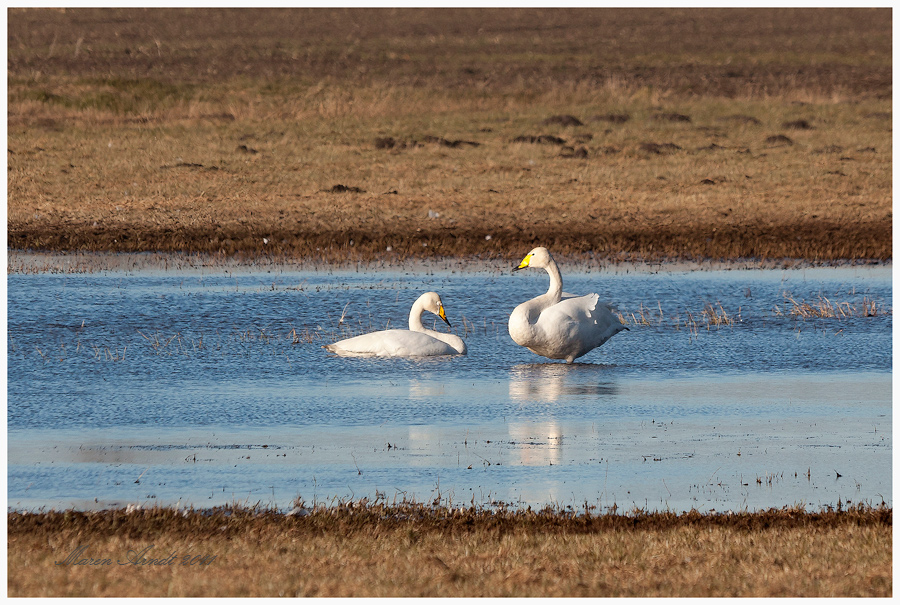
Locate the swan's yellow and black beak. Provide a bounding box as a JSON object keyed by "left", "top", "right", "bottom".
{"left": 513, "top": 253, "right": 532, "bottom": 272}
{"left": 438, "top": 304, "right": 452, "bottom": 327}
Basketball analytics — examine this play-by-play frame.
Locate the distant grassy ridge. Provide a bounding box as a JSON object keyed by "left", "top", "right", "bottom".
{"left": 8, "top": 8, "right": 892, "bottom": 263}
{"left": 8, "top": 8, "right": 891, "bottom": 95}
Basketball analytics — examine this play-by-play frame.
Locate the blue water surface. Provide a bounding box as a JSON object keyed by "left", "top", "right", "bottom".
{"left": 7, "top": 256, "right": 892, "bottom": 513}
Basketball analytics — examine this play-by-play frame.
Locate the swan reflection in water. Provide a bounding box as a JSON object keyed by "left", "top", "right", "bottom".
{"left": 400, "top": 365, "right": 619, "bottom": 471}
{"left": 506, "top": 363, "right": 618, "bottom": 468}
{"left": 508, "top": 363, "right": 618, "bottom": 403}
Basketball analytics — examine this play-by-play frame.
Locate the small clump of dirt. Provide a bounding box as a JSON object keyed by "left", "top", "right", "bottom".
{"left": 237, "top": 144, "right": 258, "bottom": 154}
{"left": 374, "top": 137, "right": 423, "bottom": 150}
{"left": 541, "top": 114, "right": 583, "bottom": 126}
{"left": 375, "top": 136, "right": 479, "bottom": 150}
{"left": 720, "top": 114, "right": 762, "bottom": 125}
{"left": 512, "top": 134, "right": 567, "bottom": 145}
{"left": 591, "top": 114, "right": 630, "bottom": 123}
{"left": 560, "top": 146, "right": 588, "bottom": 158}
{"left": 640, "top": 142, "right": 682, "bottom": 154}
{"left": 160, "top": 162, "right": 216, "bottom": 170}
{"left": 323, "top": 184, "right": 366, "bottom": 193}
{"left": 765, "top": 134, "right": 794, "bottom": 146}
{"left": 422, "top": 135, "right": 480, "bottom": 148}
{"left": 783, "top": 119, "right": 813, "bottom": 129}
{"left": 653, "top": 112, "right": 692, "bottom": 123}
{"left": 374, "top": 137, "right": 397, "bottom": 149}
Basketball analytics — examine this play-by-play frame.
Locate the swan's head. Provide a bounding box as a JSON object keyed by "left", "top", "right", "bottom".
{"left": 417, "top": 291, "right": 452, "bottom": 327}
{"left": 513, "top": 246, "right": 552, "bottom": 272}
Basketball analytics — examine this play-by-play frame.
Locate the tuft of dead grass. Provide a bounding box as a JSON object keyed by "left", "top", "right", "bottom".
{"left": 7, "top": 502, "right": 891, "bottom": 597}
{"left": 776, "top": 294, "right": 890, "bottom": 318}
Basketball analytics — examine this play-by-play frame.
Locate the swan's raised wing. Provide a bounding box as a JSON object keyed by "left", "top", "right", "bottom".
{"left": 538, "top": 293, "right": 627, "bottom": 361}
{"left": 561, "top": 291, "right": 619, "bottom": 312}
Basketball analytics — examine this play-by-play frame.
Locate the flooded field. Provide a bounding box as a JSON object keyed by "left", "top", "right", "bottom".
{"left": 7, "top": 254, "right": 892, "bottom": 513}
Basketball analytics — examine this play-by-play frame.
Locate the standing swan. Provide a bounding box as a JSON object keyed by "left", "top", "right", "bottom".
{"left": 324, "top": 292, "right": 467, "bottom": 357}
{"left": 508, "top": 247, "right": 626, "bottom": 363}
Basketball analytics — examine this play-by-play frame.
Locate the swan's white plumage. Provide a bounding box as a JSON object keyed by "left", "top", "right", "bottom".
{"left": 508, "top": 247, "right": 626, "bottom": 363}
{"left": 324, "top": 292, "right": 467, "bottom": 357}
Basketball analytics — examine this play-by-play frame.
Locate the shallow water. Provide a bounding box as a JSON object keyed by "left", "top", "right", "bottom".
{"left": 7, "top": 257, "right": 892, "bottom": 513}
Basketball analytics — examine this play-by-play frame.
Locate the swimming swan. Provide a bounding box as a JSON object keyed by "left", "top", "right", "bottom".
{"left": 324, "top": 292, "right": 467, "bottom": 357}
{"left": 508, "top": 247, "right": 627, "bottom": 363}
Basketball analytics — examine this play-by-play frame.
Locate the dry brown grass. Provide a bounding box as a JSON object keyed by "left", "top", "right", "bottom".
{"left": 7, "top": 8, "right": 892, "bottom": 263}
{"left": 7, "top": 503, "right": 891, "bottom": 597}
{"left": 776, "top": 294, "right": 888, "bottom": 318}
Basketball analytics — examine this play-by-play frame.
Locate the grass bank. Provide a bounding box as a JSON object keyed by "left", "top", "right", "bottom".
{"left": 7, "top": 8, "right": 892, "bottom": 263}
{"left": 7, "top": 503, "right": 892, "bottom": 597}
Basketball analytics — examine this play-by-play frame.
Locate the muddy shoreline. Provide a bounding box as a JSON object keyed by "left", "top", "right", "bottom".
{"left": 6, "top": 248, "right": 888, "bottom": 277}
{"left": 8, "top": 217, "right": 891, "bottom": 266}
{"left": 9, "top": 502, "right": 891, "bottom": 533}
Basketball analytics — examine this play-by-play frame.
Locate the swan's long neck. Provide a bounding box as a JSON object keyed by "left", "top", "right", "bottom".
{"left": 409, "top": 298, "right": 426, "bottom": 331}
{"left": 510, "top": 258, "right": 564, "bottom": 341}
{"left": 409, "top": 298, "right": 465, "bottom": 354}
{"left": 544, "top": 259, "right": 563, "bottom": 304}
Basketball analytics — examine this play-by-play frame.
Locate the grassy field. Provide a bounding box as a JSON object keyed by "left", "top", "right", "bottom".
{"left": 7, "top": 503, "right": 892, "bottom": 597}
{"left": 7, "top": 7, "right": 892, "bottom": 263}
